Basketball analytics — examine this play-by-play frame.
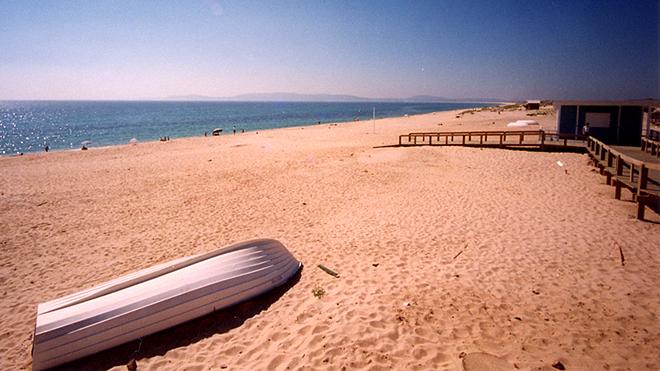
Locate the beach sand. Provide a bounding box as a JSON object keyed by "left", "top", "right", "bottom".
{"left": 2, "top": 105, "right": 660, "bottom": 370}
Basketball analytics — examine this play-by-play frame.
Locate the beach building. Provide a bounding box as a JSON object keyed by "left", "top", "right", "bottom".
{"left": 525, "top": 100, "right": 540, "bottom": 110}
{"left": 553, "top": 101, "right": 660, "bottom": 146}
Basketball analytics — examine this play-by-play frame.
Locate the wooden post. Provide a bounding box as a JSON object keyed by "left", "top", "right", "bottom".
{"left": 616, "top": 155, "right": 623, "bottom": 176}
{"left": 629, "top": 163, "right": 635, "bottom": 182}
{"left": 634, "top": 164, "right": 649, "bottom": 220}
{"left": 638, "top": 164, "right": 648, "bottom": 191}
{"left": 614, "top": 180, "right": 622, "bottom": 200}
{"left": 636, "top": 195, "right": 647, "bottom": 220}
{"left": 519, "top": 133, "right": 524, "bottom": 144}
{"left": 541, "top": 131, "right": 545, "bottom": 151}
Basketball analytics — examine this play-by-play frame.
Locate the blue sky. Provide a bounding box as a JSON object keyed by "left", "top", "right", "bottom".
{"left": 1, "top": 0, "right": 658, "bottom": 101}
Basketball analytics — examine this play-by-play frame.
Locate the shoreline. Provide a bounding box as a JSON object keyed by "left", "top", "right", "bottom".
{"left": 1, "top": 102, "right": 536, "bottom": 159}
{"left": 0, "top": 101, "right": 504, "bottom": 157}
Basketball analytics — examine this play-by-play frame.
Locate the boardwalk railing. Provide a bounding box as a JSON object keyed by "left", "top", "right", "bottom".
{"left": 641, "top": 137, "right": 660, "bottom": 157}
{"left": 398, "top": 130, "right": 587, "bottom": 151}
{"left": 587, "top": 137, "right": 660, "bottom": 220}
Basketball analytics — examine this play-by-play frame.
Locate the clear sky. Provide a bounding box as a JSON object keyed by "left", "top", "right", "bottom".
{"left": 1, "top": 0, "right": 658, "bottom": 101}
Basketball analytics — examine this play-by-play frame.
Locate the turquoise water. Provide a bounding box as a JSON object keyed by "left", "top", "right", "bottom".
{"left": 0, "top": 101, "right": 494, "bottom": 155}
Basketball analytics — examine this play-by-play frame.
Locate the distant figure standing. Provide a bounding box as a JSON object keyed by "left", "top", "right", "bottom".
{"left": 233, "top": 126, "right": 236, "bottom": 135}
{"left": 582, "top": 122, "right": 590, "bottom": 142}
{"left": 44, "top": 146, "right": 49, "bottom": 152}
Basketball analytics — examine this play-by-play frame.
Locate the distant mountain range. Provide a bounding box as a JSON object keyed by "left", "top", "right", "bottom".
{"left": 162, "top": 93, "right": 504, "bottom": 103}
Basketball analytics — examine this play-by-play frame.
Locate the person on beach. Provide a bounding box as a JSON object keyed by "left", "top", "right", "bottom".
{"left": 582, "top": 122, "right": 590, "bottom": 142}
{"left": 44, "top": 146, "right": 49, "bottom": 152}
{"left": 233, "top": 126, "right": 236, "bottom": 134}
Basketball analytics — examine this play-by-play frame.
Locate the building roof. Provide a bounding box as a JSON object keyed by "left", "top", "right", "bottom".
{"left": 553, "top": 100, "right": 660, "bottom": 108}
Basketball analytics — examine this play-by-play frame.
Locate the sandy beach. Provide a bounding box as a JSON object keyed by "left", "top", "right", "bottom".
{"left": 2, "top": 105, "right": 660, "bottom": 371}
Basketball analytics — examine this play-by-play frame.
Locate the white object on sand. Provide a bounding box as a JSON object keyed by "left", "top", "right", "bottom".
{"left": 32, "top": 239, "right": 301, "bottom": 371}
{"left": 507, "top": 120, "right": 539, "bottom": 128}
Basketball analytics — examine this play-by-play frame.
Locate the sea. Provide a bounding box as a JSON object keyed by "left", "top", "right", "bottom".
{"left": 0, "top": 100, "right": 495, "bottom": 156}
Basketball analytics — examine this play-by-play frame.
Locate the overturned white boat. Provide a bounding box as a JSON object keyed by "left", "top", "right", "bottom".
{"left": 32, "top": 238, "right": 301, "bottom": 371}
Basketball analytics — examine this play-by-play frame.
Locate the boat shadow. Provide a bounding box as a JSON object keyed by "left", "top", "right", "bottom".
{"left": 49, "top": 265, "right": 304, "bottom": 371}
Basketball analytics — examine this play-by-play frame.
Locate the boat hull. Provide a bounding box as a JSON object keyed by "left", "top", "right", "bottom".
{"left": 32, "top": 238, "right": 301, "bottom": 371}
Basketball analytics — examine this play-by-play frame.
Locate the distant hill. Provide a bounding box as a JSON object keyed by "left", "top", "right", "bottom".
{"left": 163, "top": 93, "right": 501, "bottom": 103}
{"left": 228, "top": 93, "right": 370, "bottom": 102}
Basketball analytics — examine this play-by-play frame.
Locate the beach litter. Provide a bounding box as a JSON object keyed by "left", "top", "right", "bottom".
{"left": 318, "top": 264, "right": 339, "bottom": 277}
{"left": 616, "top": 242, "right": 625, "bottom": 266}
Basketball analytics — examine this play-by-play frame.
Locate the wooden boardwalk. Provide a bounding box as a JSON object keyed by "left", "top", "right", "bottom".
{"left": 398, "top": 130, "right": 587, "bottom": 152}
{"left": 587, "top": 137, "right": 660, "bottom": 220}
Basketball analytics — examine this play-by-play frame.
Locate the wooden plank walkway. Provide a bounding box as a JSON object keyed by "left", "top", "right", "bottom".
{"left": 397, "top": 130, "right": 588, "bottom": 152}
{"left": 587, "top": 137, "right": 660, "bottom": 220}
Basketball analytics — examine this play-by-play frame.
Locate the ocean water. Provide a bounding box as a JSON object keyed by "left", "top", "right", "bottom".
{"left": 0, "top": 100, "right": 494, "bottom": 156}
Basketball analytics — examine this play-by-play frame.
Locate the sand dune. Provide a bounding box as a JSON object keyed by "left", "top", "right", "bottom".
{"left": 1, "top": 105, "right": 659, "bottom": 370}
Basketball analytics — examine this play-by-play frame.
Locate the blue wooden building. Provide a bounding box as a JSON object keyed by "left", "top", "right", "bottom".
{"left": 553, "top": 101, "right": 659, "bottom": 146}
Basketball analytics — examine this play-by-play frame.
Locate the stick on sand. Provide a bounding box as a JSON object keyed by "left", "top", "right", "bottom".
{"left": 318, "top": 264, "right": 339, "bottom": 277}
{"left": 618, "top": 245, "right": 625, "bottom": 266}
